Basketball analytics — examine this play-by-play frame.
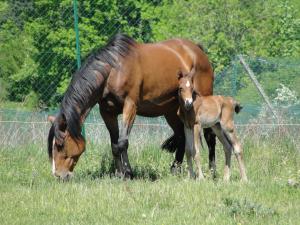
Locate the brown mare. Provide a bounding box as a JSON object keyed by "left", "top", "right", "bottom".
{"left": 47, "top": 34, "right": 216, "bottom": 180}
{"left": 177, "top": 71, "right": 248, "bottom": 181}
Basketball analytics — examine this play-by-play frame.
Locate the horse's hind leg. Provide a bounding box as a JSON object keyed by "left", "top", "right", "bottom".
{"left": 204, "top": 128, "right": 216, "bottom": 178}
{"left": 164, "top": 112, "right": 185, "bottom": 174}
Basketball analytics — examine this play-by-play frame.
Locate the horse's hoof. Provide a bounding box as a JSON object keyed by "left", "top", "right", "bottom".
{"left": 124, "top": 170, "right": 133, "bottom": 180}
{"left": 170, "top": 161, "right": 182, "bottom": 175}
{"left": 115, "top": 171, "right": 123, "bottom": 179}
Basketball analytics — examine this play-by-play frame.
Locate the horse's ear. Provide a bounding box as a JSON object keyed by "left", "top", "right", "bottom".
{"left": 47, "top": 115, "right": 56, "bottom": 124}
{"left": 177, "top": 71, "right": 183, "bottom": 80}
{"left": 54, "top": 113, "right": 67, "bottom": 146}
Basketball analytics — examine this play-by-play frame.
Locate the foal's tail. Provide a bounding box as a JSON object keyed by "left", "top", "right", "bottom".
{"left": 233, "top": 100, "right": 243, "bottom": 114}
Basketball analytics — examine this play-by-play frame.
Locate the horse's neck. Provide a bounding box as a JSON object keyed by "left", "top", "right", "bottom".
{"left": 64, "top": 66, "right": 111, "bottom": 127}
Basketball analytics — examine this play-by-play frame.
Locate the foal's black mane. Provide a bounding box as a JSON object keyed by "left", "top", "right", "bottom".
{"left": 50, "top": 34, "right": 136, "bottom": 149}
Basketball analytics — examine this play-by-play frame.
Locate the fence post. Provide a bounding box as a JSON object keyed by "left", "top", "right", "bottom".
{"left": 73, "top": 0, "right": 86, "bottom": 139}
{"left": 231, "top": 57, "right": 237, "bottom": 96}
{"left": 238, "top": 55, "right": 278, "bottom": 120}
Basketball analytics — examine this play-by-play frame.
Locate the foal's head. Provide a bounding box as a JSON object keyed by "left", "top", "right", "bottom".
{"left": 48, "top": 115, "right": 85, "bottom": 181}
{"left": 177, "top": 71, "right": 195, "bottom": 111}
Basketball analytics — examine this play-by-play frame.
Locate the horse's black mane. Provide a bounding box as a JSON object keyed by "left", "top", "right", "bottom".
{"left": 57, "top": 33, "right": 136, "bottom": 141}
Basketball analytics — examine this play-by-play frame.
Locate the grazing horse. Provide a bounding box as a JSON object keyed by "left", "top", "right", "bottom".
{"left": 47, "top": 34, "right": 215, "bottom": 180}
{"left": 177, "top": 71, "right": 247, "bottom": 181}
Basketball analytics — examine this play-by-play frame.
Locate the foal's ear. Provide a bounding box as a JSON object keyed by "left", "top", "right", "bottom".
{"left": 177, "top": 71, "right": 183, "bottom": 80}
{"left": 47, "top": 115, "right": 56, "bottom": 124}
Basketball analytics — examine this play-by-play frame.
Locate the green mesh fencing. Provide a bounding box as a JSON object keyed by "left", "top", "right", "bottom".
{"left": 0, "top": 1, "right": 299, "bottom": 147}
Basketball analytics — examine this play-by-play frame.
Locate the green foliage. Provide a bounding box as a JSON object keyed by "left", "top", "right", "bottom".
{"left": 152, "top": 0, "right": 300, "bottom": 73}
{"left": 0, "top": 0, "right": 299, "bottom": 109}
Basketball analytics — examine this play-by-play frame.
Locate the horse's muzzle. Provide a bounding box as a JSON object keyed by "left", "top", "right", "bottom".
{"left": 54, "top": 171, "right": 73, "bottom": 182}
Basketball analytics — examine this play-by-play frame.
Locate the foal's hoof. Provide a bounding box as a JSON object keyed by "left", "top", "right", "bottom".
{"left": 196, "top": 177, "right": 205, "bottom": 182}
{"left": 240, "top": 177, "right": 248, "bottom": 183}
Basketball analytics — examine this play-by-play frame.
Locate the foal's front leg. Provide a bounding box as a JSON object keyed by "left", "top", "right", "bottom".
{"left": 194, "top": 124, "right": 204, "bottom": 180}
{"left": 184, "top": 127, "right": 195, "bottom": 178}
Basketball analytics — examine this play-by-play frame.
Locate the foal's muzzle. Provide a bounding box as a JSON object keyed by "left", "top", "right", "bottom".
{"left": 184, "top": 99, "right": 193, "bottom": 110}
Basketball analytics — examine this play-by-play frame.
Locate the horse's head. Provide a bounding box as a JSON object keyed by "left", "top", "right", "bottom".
{"left": 177, "top": 71, "right": 195, "bottom": 111}
{"left": 47, "top": 114, "right": 85, "bottom": 181}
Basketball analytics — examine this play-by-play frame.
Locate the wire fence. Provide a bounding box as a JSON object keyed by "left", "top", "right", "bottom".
{"left": 0, "top": 0, "right": 299, "bottom": 148}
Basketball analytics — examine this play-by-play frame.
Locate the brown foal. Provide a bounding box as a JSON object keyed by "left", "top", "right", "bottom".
{"left": 177, "top": 71, "right": 248, "bottom": 182}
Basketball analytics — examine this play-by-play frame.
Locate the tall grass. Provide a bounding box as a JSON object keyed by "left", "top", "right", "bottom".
{"left": 0, "top": 126, "right": 299, "bottom": 225}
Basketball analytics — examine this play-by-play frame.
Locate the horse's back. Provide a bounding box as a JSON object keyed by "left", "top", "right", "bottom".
{"left": 157, "top": 38, "right": 214, "bottom": 96}
{"left": 135, "top": 39, "right": 213, "bottom": 99}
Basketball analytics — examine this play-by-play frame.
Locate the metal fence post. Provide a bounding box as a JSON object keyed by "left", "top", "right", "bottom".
{"left": 231, "top": 57, "right": 237, "bottom": 96}
{"left": 73, "top": 0, "right": 86, "bottom": 139}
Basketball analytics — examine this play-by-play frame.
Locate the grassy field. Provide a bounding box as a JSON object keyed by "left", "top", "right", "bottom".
{"left": 0, "top": 133, "right": 299, "bottom": 225}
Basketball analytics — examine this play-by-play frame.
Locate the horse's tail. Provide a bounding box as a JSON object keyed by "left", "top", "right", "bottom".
{"left": 234, "top": 100, "right": 243, "bottom": 114}
{"left": 161, "top": 134, "right": 177, "bottom": 153}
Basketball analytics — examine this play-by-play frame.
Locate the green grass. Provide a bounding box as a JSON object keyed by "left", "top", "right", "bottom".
{"left": 0, "top": 137, "right": 299, "bottom": 225}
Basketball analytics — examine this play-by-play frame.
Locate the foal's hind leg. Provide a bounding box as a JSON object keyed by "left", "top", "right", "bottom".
{"left": 222, "top": 124, "right": 248, "bottom": 182}
{"left": 212, "top": 124, "right": 232, "bottom": 182}
{"left": 204, "top": 128, "right": 216, "bottom": 178}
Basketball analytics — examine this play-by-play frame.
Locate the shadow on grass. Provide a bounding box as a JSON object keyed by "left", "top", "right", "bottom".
{"left": 77, "top": 153, "right": 162, "bottom": 182}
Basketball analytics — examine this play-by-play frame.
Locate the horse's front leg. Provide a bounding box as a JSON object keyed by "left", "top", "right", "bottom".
{"left": 99, "top": 107, "right": 123, "bottom": 177}
{"left": 118, "top": 97, "right": 137, "bottom": 179}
